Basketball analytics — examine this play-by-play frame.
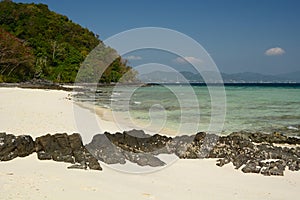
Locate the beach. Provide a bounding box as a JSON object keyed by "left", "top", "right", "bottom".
{"left": 0, "top": 87, "right": 299, "bottom": 200}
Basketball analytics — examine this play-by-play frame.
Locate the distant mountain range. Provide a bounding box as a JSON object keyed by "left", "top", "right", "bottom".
{"left": 138, "top": 71, "right": 300, "bottom": 83}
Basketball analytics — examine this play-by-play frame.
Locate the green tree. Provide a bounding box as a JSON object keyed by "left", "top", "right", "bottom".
{"left": 0, "top": 28, "right": 35, "bottom": 82}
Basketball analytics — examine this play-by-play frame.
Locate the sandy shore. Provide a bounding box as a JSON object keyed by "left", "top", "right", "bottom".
{"left": 0, "top": 87, "right": 124, "bottom": 143}
{"left": 0, "top": 87, "right": 299, "bottom": 199}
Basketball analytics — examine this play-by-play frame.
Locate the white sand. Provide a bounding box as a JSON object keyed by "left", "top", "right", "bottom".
{"left": 0, "top": 87, "right": 299, "bottom": 199}
{"left": 0, "top": 87, "right": 124, "bottom": 143}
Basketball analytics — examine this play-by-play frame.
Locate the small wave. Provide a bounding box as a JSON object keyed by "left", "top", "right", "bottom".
{"left": 109, "top": 98, "right": 118, "bottom": 102}
{"left": 112, "top": 92, "right": 121, "bottom": 96}
{"left": 134, "top": 101, "right": 141, "bottom": 105}
{"left": 287, "top": 125, "right": 299, "bottom": 130}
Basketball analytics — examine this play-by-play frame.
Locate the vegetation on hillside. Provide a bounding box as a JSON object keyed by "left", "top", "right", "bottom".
{"left": 0, "top": 27, "right": 35, "bottom": 82}
{"left": 77, "top": 45, "right": 138, "bottom": 84}
{"left": 0, "top": 0, "right": 136, "bottom": 83}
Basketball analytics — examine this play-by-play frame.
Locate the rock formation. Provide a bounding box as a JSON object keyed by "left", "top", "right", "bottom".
{"left": 87, "top": 130, "right": 300, "bottom": 176}
{"left": 1, "top": 130, "right": 300, "bottom": 176}
{"left": 0, "top": 133, "right": 35, "bottom": 161}
{"left": 0, "top": 132, "right": 102, "bottom": 171}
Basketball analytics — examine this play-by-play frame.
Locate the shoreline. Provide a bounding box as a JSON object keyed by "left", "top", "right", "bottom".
{"left": 0, "top": 87, "right": 300, "bottom": 199}
{"left": 75, "top": 101, "right": 181, "bottom": 136}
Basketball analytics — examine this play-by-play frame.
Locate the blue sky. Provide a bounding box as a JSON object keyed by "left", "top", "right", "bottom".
{"left": 14, "top": 0, "right": 300, "bottom": 74}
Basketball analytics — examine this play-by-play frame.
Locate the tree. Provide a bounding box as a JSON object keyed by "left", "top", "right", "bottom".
{"left": 0, "top": 28, "right": 35, "bottom": 82}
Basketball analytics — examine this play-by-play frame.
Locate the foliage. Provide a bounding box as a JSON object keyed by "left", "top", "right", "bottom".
{"left": 0, "top": 27, "right": 35, "bottom": 82}
{"left": 77, "top": 45, "right": 138, "bottom": 83}
{"left": 0, "top": 1, "right": 136, "bottom": 83}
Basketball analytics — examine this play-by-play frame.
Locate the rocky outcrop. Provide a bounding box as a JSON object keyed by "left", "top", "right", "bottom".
{"left": 86, "top": 130, "right": 300, "bottom": 176}
{"left": 35, "top": 133, "right": 101, "bottom": 170}
{"left": 86, "top": 130, "right": 166, "bottom": 167}
{"left": 104, "top": 130, "right": 172, "bottom": 154}
{"left": 0, "top": 133, "right": 35, "bottom": 161}
{"left": 1, "top": 130, "right": 300, "bottom": 176}
{"left": 20, "top": 79, "right": 74, "bottom": 91}
{"left": 0, "top": 132, "right": 101, "bottom": 171}
{"left": 209, "top": 132, "right": 300, "bottom": 176}
{"left": 229, "top": 131, "right": 300, "bottom": 145}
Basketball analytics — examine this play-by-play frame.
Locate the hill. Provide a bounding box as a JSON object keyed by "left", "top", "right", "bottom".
{"left": 277, "top": 71, "right": 300, "bottom": 82}
{"left": 0, "top": 0, "right": 133, "bottom": 83}
{"left": 138, "top": 70, "right": 300, "bottom": 83}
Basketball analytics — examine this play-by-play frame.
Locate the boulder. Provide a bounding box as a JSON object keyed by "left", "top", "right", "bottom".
{"left": 86, "top": 133, "right": 126, "bottom": 165}
{"left": 241, "top": 160, "right": 261, "bottom": 173}
{"left": 104, "top": 130, "right": 172, "bottom": 153}
{"left": 35, "top": 133, "right": 101, "bottom": 171}
{"left": 86, "top": 131, "right": 166, "bottom": 167}
{"left": 0, "top": 133, "right": 35, "bottom": 161}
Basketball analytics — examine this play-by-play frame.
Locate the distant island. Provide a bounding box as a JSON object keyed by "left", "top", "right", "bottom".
{"left": 139, "top": 71, "right": 300, "bottom": 83}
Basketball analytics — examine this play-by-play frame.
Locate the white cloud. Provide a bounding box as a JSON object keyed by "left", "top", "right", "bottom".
{"left": 265, "top": 47, "right": 285, "bottom": 56}
{"left": 174, "top": 56, "right": 203, "bottom": 65}
{"left": 125, "top": 55, "right": 142, "bottom": 60}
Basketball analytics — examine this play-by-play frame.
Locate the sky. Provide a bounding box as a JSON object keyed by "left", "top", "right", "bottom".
{"left": 14, "top": 0, "right": 300, "bottom": 75}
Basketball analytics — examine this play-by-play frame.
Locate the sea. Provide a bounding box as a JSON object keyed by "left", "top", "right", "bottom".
{"left": 74, "top": 83, "right": 300, "bottom": 137}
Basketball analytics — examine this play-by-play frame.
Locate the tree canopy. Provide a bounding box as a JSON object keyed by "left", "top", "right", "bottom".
{"left": 0, "top": 1, "right": 136, "bottom": 83}
{"left": 0, "top": 27, "right": 34, "bottom": 82}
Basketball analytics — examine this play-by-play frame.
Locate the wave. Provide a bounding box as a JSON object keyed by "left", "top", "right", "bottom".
{"left": 287, "top": 125, "right": 299, "bottom": 130}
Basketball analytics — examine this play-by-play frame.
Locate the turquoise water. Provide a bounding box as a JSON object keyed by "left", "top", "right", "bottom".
{"left": 75, "top": 85, "right": 300, "bottom": 136}
{"left": 224, "top": 86, "right": 300, "bottom": 136}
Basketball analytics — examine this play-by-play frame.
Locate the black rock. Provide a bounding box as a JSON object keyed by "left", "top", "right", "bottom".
{"left": 0, "top": 133, "right": 35, "bottom": 161}
{"left": 261, "top": 161, "right": 285, "bottom": 176}
{"left": 15, "top": 135, "right": 35, "bottom": 157}
{"left": 86, "top": 131, "right": 166, "bottom": 167}
{"left": 242, "top": 160, "right": 261, "bottom": 173}
{"left": 86, "top": 133, "right": 126, "bottom": 165}
{"left": 88, "top": 158, "right": 102, "bottom": 171}
{"left": 104, "top": 130, "right": 172, "bottom": 154}
{"left": 37, "top": 151, "right": 52, "bottom": 160}
{"left": 124, "top": 151, "right": 165, "bottom": 167}
{"left": 1, "top": 130, "right": 300, "bottom": 176}
{"left": 68, "top": 133, "right": 84, "bottom": 151}
{"left": 216, "top": 157, "right": 231, "bottom": 167}
{"left": 35, "top": 133, "right": 101, "bottom": 171}
{"left": 232, "top": 154, "right": 249, "bottom": 169}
